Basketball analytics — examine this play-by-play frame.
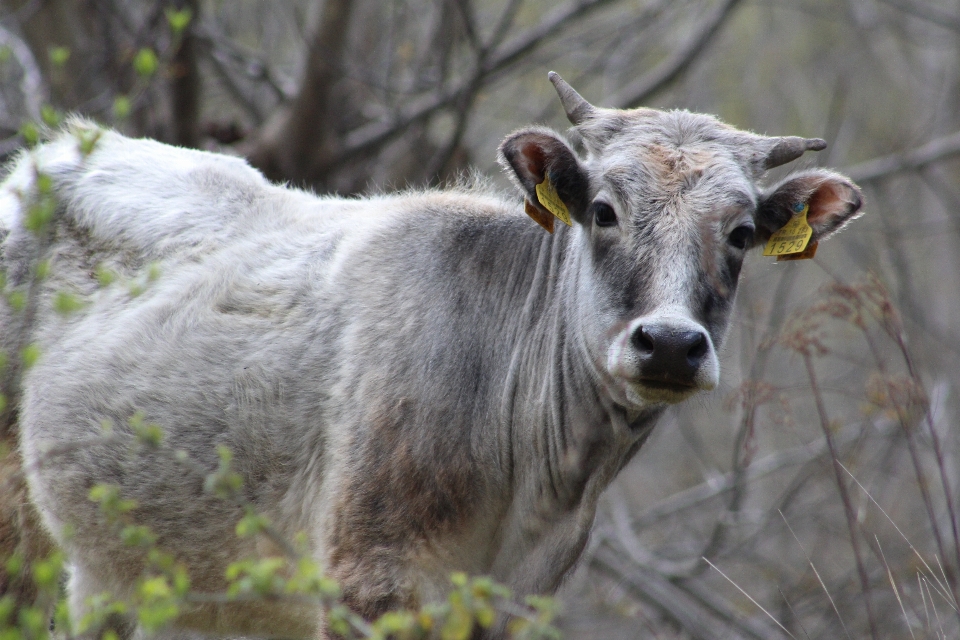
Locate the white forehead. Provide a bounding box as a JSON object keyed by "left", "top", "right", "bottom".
{"left": 578, "top": 108, "right": 761, "bottom": 214}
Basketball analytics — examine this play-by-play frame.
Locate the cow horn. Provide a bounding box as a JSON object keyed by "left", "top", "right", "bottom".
{"left": 548, "top": 71, "right": 595, "bottom": 125}
{"left": 763, "top": 136, "right": 827, "bottom": 169}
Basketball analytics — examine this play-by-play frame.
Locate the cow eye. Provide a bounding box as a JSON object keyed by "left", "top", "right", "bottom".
{"left": 728, "top": 225, "right": 754, "bottom": 249}
{"left": 593, "top": 202, "right": 617, "bottom": 227}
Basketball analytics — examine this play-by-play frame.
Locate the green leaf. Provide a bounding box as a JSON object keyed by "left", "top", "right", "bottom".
{"left": 113, "top": 96, "right": 131, "bottom": 120}
{"left": 133, "top": 48, "right": 158, "bottom": 78}
{"left": 3, "top": 554, "right": 22, "bottom": 580}
{"left": 25, "top": 196, "right": 55, "bottom": 232}
{"left": 54, "top": 291, "right": 86, "bottom": 316}
{"left": 120, "top": 525, "right": 157, "bottom": 547}
{"left": 35, "top": 173, "right": 53, "bottom": 194}
{"left": 20, "top": 122, "right": 39, "bottom": 147}
{"left": 40, "top": 104, "right": 62, "bottom": 127}
{"left": 49, "top": 46, "right": 70, "bottom": 67}
{"left": 31, "top": 551, "right": 64, "bottom": 591}
{"left": 53, "top": 599, "right": 72, "bottom": 635}
{"left": 95, "top": 264, "right": 117, "bottom": 287}
{"left": 6, "top": 291, "right": 26, "bottom": 312}
{"left": 20, "top": 344, "right": 40, "bottom": 369}
{"left": 235, "top": 510, "right": 270, "bottom": 538}
{"left": 17, "top": 606, "right": 45, "bottom": 637}
{"left": 78, "top": 128, "right": 102, "bottom": 156}
{"left": 165, "top": 8, "right": 193, "bottom": 33}
{"left": 129, "top": 412, "right": 163, "bottom": 447}
{"left": 89, "top": 484, "right": 137, "bottom": 520}
{"left": 0, "top": 595, "right": 14, "bottom": 625}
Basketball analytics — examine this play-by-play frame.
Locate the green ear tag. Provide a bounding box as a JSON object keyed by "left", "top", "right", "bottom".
{"left": 535, "top": 174, "right": 573, "bottom": 227}
{"left": 763, "top": 203, "right": 813, "bottom": 258}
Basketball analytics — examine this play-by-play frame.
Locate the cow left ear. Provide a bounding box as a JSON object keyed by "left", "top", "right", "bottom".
{"left": 499, "top": 127, "right": 590, "bottom": 233}
{"left": 756, "top": 169, "right": 864, "bottom": 245}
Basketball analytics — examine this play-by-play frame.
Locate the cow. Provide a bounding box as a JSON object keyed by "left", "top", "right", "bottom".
{"left": 0, "top": 73, "right": 863, "bottom": 638}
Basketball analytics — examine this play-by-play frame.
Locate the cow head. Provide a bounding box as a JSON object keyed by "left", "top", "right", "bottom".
{"left": 500, "top": 73, "right": 863, "bottom": 409}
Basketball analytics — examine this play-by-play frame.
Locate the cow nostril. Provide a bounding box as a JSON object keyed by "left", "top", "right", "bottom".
{"left": 687, "top": 332, "right": 708, "bottom": 365}
{"left": 631, "top": 326, "right": 655, "bottom": 354}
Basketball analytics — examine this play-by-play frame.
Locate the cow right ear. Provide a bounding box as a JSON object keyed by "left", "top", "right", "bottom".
{"left": 499, "top": 127, "right": 590, "bottom": 233}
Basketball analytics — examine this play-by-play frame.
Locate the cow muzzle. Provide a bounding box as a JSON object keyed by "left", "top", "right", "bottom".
{"left": 606, "top": 313, "right": 719, "bottom": 406}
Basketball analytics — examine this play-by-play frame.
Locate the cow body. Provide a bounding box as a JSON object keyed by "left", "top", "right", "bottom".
{"left": 1, "top": 75, "right": 863, "bottom": 638}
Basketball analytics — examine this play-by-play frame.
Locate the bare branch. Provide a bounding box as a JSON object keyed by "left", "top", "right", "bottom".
{"left": 591, "top": 545, "right": 784, "bottom": 640}
{"left": 845, "top": 130, "right": 960, "bottom": 183}
{"left": 630, "top": 420, "right": 889, "bottom": 529}
{"left": 246, "top": 0, "right": 355, "bottom": 183}
{"left": 334, "top": 0, "right": 628, "bottom": 169}
{"left": 169, "top": 0, "right": 201, "bottom": 148}
{"left": 612, "top": 0, "right": 744, "bottom": 108}
{"left": 877, "top": 0, "right": 960, "bottom": 33}
{"left": 0, "top": 22, "right": 44, "bottom": 120}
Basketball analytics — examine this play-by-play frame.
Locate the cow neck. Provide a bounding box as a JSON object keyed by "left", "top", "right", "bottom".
{"left": 500, "top": 222, "right": 640, "bottom": 514}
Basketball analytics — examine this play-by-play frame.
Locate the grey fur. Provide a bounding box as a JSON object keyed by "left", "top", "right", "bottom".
{"left": 1, "top": 80, "right": 863, "bottom": 639}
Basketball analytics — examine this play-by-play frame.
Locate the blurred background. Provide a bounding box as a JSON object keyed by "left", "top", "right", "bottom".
{"left": 1, "top": 0, "right": 959, "bottom": 637}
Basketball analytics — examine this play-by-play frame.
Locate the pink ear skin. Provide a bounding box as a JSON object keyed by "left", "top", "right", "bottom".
{"left": 498, "top": 127, "right": 590, "bottom": 228}
{"left": 756, "top": 169, "right": 864, "bottom": 245}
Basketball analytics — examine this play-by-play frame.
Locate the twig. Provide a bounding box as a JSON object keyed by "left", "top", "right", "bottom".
{"left": 845, "top": 130, "right": 960, "bottom": 183}
{"left": 335, "top": 0, "right": 630, "bottom": 167}
{"left": 630, "top": 420, "right": 880, "bottom": 528}
{"left": 591, "top": 545, "right": 778, "bottom": 640}
{"left": 877, "top": 0, "right": 960, "bottom": 32}
{"left": 612, "top": 0, "right": 744, "bottom": 108}
{"left": 802, "top": 353, "right": 880, "bottom": 640}
{"left": 0, "top": 22, "right": 44, "bottom": 120}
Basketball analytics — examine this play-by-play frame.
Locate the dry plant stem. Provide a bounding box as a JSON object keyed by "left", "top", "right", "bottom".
{"left": 839, "top": 461, "right": 957, "bottom": 611}
{"left": 893, "top": 328, "right": 960, "bottom": 587}
{"left": 919, "top": 572, "right": 932, "bottom": 635}
{"left": 923, "top": 576, "right": 946, "bottom": 638}
{"left": 801, "top": 352, "right": 880, "bottom": 640}
{"left": 591, "top": 546, "right": 772, "bottom": 640}
{"left": 876, "top": 534, "right": 918, "bottom": 639}
{"left": 858, "top": 289, "right": 960, "bottom": 615}
{"left": 779, "top": 510, "right": 852, "bottom": 640}
{"left": 701, "top": 557, "right": 796, "bottom": 639}
{"left": 777, "top": 586, "right": 812, "bottom": 640}
{"left": 697, "top": 267, "right": 799, "bottom": 571}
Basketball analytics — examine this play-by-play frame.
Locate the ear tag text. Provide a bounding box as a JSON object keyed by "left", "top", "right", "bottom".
{"left": 535, "top": 174, "right": 572, "bottom": 227}
{"left": 763, "top": 202, "right": 814, "bottom": 259}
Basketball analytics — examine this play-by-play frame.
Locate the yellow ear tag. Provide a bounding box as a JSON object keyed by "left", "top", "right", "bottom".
{"left": 535, "top": 174, "right": 573, "bottom": 227}
{"left": 763, "top": 202, "right": 814, "bottom": 259}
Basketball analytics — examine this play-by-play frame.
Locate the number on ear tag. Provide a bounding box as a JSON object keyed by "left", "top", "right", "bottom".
{"left": 763, "top": 203, "right": 814, "bottom": 258}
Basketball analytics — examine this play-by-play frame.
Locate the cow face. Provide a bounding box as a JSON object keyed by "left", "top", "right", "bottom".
{"left": 500, "top": 73, "right": 863, "bottom": 410}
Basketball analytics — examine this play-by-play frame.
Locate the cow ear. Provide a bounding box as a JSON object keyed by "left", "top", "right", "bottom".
{"left": 756, "top": 169, "right": 864, "bottom": 245}
{"left": 499, "top": 127, "right": 590, "bottom": 232}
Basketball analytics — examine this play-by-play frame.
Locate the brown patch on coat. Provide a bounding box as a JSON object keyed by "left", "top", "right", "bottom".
{"left": 0, "top": 433, "right": 56, "bottom": 614}
{"left": 328, "top": 397, "right": 482, "bottom": 619}
{"left": 644, "top": 144, "right": 710, "bottom": 197}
